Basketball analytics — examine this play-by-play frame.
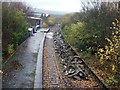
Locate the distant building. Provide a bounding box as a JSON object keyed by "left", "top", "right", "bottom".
{"left": 41, "top": 13, "right": 50, "bottom": 27}
{"left": 27, "top": 16, "right": 42, "bottom": 28}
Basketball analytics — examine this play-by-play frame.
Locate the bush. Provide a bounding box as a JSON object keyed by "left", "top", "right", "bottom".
{"left": 62, "top": 21, "right": 98, "bottom": 54}
{"left": 42, "top": 21, "right": 47, "bottom": 28}
{"left": 98, "top": 19, "right": 120, "bottom": 72}
{"left": 48, "top": 17, "right": 55, "bottom": 26}
{"left": 2, "top": 2, "right": 29, "bottom": 57}
{"left": 105, "top": 76, "right": 118, "bottom": 85}
{"left": 61, "top": 2, "right": 118, "bottom": 55}
{"left": 60, "top": 1, "right": 120, "bottom": 87}
{"left": 7, "top": 44, "right": 14, "bottom": 54}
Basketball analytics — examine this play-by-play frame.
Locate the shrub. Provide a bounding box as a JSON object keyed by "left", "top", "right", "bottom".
{"left": 98, "top": 19, "right": 120, "bottom": 72}
{"left": 2, "top": 2, "right": 29, "bottom": 57}
{"left": 48, "top": 17, "right": 55, "bottom": 26}
{"left": 7, "top": 44, "right": 14, "bottom": 54}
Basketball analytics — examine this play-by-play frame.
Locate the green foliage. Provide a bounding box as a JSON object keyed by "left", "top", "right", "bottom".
{"left": 61, "top": 2, "right": 119, "bottom": 55}
{"left": 105, "top": 76, "right": 118, "bottom": 85}
{"left": 98, "top": 19, "right": 120, "bottom": 72}
{"left": 62, "top": 20, "right": 99, "bottom": 54}
{"left": 60, "top": 1, "right": 120, "bottom": 87}
{"left": 48, "top": 17, "right": 55, "bottom": 26}
{"left": 61, "top": 14, "right": 73, "bottom": 28}
{"left": 2, "top": 2, "right": 29, "bottom": 57}
{"left": 7, "top": 44, "right": 14, "bottom": 54}
{"left": 62, "top": 22, "right": 85, "bottom": 46}
{"left": 42, "top": 21, "right": 47, "bottom": 28}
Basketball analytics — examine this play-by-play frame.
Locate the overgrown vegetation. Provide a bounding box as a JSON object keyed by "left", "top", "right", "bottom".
{"left": 61, "top": 1, "right": 120, "bottom": 87}
{"left": 47, "top": 16, "right": 55, "bottom": 26}
{"left": 2, "top": 2, "right": 31, "bottom": 59}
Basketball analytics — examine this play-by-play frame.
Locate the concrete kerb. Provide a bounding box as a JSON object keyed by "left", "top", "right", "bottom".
{"left": 34, "top": 33, "right": 46, "bottom": 89}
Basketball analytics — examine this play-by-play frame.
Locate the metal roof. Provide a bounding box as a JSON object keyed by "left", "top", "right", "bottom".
{"left": 27, "top": 16, "right": 42, "bottom": 20}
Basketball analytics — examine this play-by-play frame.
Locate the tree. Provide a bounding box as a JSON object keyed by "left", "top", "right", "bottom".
{"left": 98, "top": 18, "right": 120, "bottom": 73}
{"left": 2, "top": 2, "right": 29, "bottom": 58}
{"left": 47, "top": 16, "right": 55, "bottom": 26}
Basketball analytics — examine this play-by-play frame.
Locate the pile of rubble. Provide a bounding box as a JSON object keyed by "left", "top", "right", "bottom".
{"left": 53, "top": 31, "right": 89, "bottom": 80}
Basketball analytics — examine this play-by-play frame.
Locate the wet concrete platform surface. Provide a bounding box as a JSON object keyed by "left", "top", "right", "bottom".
{"left": 2, "top": 30, "right": 44, "bottom": 88}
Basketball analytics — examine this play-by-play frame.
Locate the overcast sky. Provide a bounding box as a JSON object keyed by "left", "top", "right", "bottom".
{"left": 22, "top": 0, "right": 81, "bottom": 12}
{"left": 2, "top": 0, "right": 119, "bottom": 12}
{"left": 3, "top": 0, "right": 119, "bottom": 12}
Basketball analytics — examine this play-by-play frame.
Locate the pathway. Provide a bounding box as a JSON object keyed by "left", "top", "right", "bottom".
{"left": 3, "top": 30, "right": 44, "bottom": 88}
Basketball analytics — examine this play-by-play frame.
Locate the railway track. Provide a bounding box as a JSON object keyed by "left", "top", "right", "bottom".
{"left": 53, "top": 30, "right": 109, "bottom": 89}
